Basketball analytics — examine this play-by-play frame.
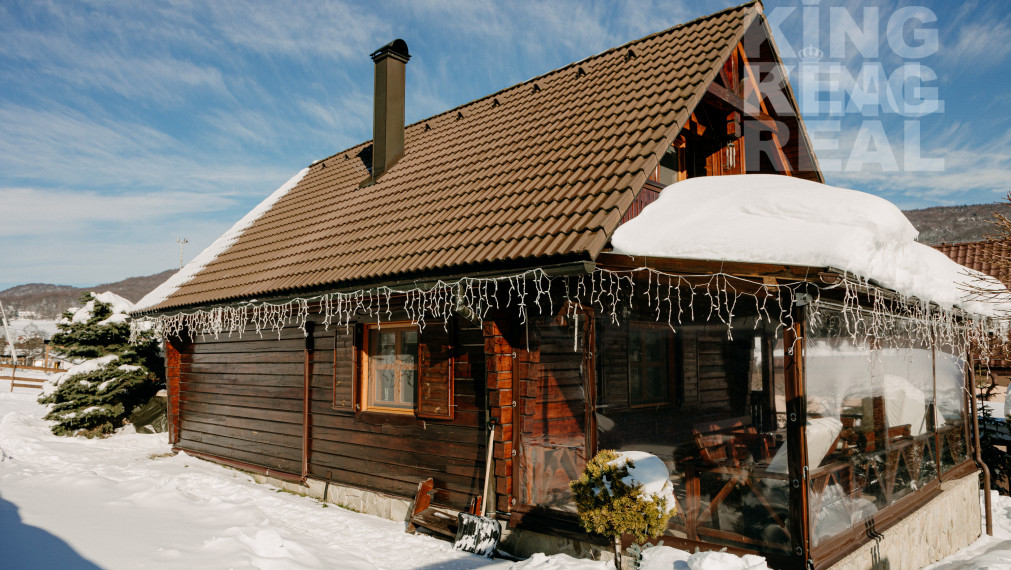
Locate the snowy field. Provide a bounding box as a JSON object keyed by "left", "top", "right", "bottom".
{"left": 2, "top": 385, "right": 1010, "bottom": 570}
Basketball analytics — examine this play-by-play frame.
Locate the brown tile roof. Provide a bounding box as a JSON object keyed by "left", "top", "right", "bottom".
{"left": 935, "top": 240, "right": 1011, "bottom": 286}
{"left": 146, "top": 2, "right": 765, "bottom": 313}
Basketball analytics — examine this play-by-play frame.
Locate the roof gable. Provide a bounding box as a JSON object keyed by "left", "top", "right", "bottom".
{"left": 140, "top": 2, "right": 778, "bottom": 313}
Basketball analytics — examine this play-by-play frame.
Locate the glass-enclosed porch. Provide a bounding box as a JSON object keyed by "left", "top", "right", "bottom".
{"left": 512, "top": 268, "right": 977, "bottom": 568}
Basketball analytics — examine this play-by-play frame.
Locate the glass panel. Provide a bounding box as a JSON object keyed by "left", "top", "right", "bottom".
{"left": 630, "top": 366, "right": 643, "bottom": 403}
{"left": 805, "top": 308, "right": 945, "bottom": 548}
{"left": 630, "top": 326, "right": 669, "bottom": 405}
{"left": 379, "top": 332, "right": 396, "bottom": 357}
{"left": 646, "top": 365, "right": 667, "bottom": 402}
{"left": 402, "top": 368, "right": 416, "bottom": 405}
{"left": 368, "top": 326, "right": 418, "bottom": 410}
{"left": 596, "top": 308, "right": 789, "bottom": 555}
{"left": 936, "top": 344, "right": 969, "bottom": 471}
{"left": 380, "top": 369, "right": 396, "bottom": 402}
{"left": 646, "top": 332, "right": 664, "bottom": 362}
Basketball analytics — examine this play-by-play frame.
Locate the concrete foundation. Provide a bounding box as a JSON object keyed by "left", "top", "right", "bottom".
{"left": 251, "top": 474, "right": 411, "bottom": 522}
{"left": 251, "top": 470, "right": 981, "bottom": 569}
{"left": 829, "top": 471, "right": 981, "bottom": 570}
{"left": 250, "top": 473, "right": 612, "bottom": 560}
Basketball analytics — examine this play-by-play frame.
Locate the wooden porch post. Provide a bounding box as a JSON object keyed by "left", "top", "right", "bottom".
{"left": 783, "top": 294, "right": 810, "bottom": 567}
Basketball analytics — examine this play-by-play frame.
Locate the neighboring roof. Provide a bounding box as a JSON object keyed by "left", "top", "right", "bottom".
{"left": 935, "top": 240, "right": 1011, "bottom": 286}
{"left": 139, "top": 1, "right": 806, "bottom": 314}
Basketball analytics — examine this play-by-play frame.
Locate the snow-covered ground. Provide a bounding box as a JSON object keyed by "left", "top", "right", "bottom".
{"left": 2, "top": 384, "right": 1010, "bottom": 569}
{"left": 6, "top": 317, "right": 59, "bottom": 339}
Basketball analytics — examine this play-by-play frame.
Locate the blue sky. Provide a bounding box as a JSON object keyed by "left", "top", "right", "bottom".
{"left": 2, "top": 0, "right": 1009, "bottom": 290}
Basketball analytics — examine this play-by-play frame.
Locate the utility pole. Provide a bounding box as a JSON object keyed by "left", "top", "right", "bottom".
{"left": 176, "top": 237, "right": 189, "bottom": 269}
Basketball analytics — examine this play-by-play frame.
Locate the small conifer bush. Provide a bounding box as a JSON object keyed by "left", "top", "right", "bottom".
{"left": 570, "top": 449, "right": 676, "bottom": 570}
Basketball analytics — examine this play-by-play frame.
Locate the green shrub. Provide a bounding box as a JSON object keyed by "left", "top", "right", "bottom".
{"left": 570, "top": 450, "right": 676, "bottom": 569}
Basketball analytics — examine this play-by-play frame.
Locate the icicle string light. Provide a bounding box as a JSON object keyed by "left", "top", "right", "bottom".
{"left": 132, "top": 266, "right": 1009, "bottom": 368}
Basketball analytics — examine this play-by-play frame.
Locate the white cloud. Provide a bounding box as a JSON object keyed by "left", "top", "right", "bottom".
{"left": 824, "top": 125, "right": 1011, "bottom": 205}
{"left": 939, "top": 22, "right": 1011, "bottom": 70}
{"left": 0, "top": 187, "right": 236, "bottom": 237}
{"left": 198, "top": 1, "right": 391, "bottom": 61}
{"left": 0, "top": 103, "right": 293, "bottom": 194}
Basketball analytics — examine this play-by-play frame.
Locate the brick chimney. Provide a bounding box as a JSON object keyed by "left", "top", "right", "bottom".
{"left": 368, "top": 39, "right": 410, "bottom": 182}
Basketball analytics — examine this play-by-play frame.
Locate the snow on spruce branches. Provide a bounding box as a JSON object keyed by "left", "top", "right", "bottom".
{"left": 40, "top": 292, "right": 163, "bottom": 437}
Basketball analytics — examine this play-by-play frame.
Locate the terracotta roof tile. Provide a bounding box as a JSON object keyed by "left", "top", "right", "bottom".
{"left": 146, "top": 1, "right": 762, "bottom": 312}
{"left": 935, "top": 240, "right": 1011, "bottom": 286}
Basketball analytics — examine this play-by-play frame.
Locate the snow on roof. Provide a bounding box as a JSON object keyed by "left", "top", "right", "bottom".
{"left": 611, "top": 174, "right": 1011, "bottom": 316}
{"left": 133, "top": 168, "right": 310, "bottom": 313}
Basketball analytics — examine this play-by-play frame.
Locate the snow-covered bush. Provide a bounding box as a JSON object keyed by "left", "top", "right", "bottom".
{"left": 38, "top": 292, "right": 163, "bottom": 437}
{"left": 570, "top": 450, "right": 677, "bottom": 570}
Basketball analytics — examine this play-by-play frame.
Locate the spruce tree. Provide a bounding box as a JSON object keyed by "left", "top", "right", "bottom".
{"left": 38, "top": 292, "right": 163, "bottom": 437}
{"left": 978, "top": 401, "right": 1011, "bottom": 495}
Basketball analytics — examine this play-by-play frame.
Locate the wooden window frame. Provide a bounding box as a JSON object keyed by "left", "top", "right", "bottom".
{"left": 627, "top": 322, "right": 678, "bottom": 407}
{"left": 347, "top": 319, "right": 456, "bottom": 421}
{"left": 361, "top": 322, "right": 419, "bottom": 415}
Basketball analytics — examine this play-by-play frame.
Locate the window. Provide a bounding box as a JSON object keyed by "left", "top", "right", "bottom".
{"left": 628, "top": 323, "right": 672, "bottom": 405}
{"left": 363, "top": 323, "right": 418, "bottom": 413}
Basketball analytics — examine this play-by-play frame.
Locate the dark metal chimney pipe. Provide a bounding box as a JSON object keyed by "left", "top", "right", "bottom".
{"left": 368, "top": 39, "right": 410, "bottom": 182}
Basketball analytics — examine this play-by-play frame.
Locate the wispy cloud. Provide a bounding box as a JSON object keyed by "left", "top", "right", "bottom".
{"left": 939, "top": 22, "right": 1011, "bottom": 69}
{"left": 824, "top": 121, "right": 1011, "bottom": 207}
{"left": 0, "top": 103, "right": 291, "bottom": 194}
{"left": 0, "top": 187, "right": 236, "bottom": 237}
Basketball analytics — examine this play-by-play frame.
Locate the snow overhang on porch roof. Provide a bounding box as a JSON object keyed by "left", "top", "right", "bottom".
{"left": 134, "top": 1, "right": 828, "bottom": 317}
{"left": 609, "top": 174, "right": 1011, "bottom": 318}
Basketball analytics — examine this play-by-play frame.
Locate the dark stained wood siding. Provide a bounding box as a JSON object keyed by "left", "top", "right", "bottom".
{"left": 307, "top": 316, "right": 486, "bottom": 510}
{"left": 417, "top": 324, "right": 454, "bottom": 419}
{"left": 172, "top": 309, "right": 487, "bottom": 511}
{"left": 177, "top": 325, "right": 307, "bottom": 474}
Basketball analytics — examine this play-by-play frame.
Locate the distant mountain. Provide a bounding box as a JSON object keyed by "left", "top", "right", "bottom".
{"left": 903, "top": 203, "right": 1011, "bottom": 246}
{"left": 0, "top": 270, "right": 175, "bottom": 319}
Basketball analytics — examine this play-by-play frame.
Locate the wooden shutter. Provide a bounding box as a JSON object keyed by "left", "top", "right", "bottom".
{"left": 332, "top": 325, "right": 358, "bottom": 412}
{"left": 416, "top": 321, "right": 455, "bottom": 420}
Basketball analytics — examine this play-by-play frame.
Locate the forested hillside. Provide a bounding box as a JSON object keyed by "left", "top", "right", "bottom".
{"left": 903, "top": 202, "right": 1011, "bottom": 245}
{"left": 0, "top": 270, "right": 174, "bottom": 318}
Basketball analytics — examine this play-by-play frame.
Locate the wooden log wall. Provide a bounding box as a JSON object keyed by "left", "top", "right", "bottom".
{"left": 308, "top": 316, "right": 486, "bottom": 509}
{"left": 172, "top": 309, "right": 487, "bottom": 511}
{"left": 177, "top": 324, "right": 307, "bottom": 475}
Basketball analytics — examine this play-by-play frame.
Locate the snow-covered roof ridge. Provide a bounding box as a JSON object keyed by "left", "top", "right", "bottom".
{"left": 133, "top": 168, "right": 310, "bottom": 314}
{"left": 610, "top": 174, "right": 1011, "bottom": 316}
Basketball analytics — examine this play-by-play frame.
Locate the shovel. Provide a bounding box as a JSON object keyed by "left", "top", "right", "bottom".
{"left": 453, "top": 423, "right": 501, "bottom": 557}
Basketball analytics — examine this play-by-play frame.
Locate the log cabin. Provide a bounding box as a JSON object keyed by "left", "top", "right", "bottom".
{"left": 134, "top": 2, "right": 992, "bottom": 568}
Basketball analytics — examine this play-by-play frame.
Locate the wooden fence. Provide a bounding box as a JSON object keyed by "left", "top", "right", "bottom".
{"left": 1, "top": 365, "right": 62, "bottom": 391}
